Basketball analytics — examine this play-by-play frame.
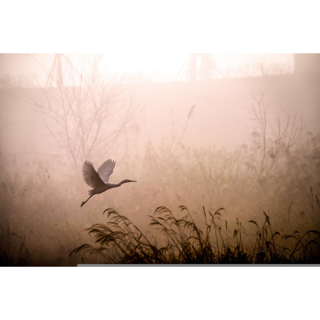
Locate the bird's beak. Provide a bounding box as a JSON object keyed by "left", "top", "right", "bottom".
{"left": 131, "top": 180, "right": 137, "bottom": 182}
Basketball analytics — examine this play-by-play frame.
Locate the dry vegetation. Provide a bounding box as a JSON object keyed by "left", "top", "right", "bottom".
{"left": 0, "top": 95, "right": 319, "bottom": 265}
{"left": 0, "top": 58, "right": 319, "bottom": 265}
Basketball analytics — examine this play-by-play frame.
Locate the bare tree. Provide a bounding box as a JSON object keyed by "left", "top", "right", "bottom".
{"left": 248, "top": 91, "right": 305, "bottom": 180}
{"left": 29, "top": 54, "right": 139, "bottom": 167}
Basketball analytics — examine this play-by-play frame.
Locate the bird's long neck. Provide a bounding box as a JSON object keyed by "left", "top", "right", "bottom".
{"left": 117, "top": 180, "right": 127, "bottom": 187}
{"left": 107, "top": 180, "right": 127, "bottom": 188}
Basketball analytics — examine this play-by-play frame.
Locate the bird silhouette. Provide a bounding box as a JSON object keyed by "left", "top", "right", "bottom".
{"left": 81, "top": 159, "right": 136, "bottom": 207}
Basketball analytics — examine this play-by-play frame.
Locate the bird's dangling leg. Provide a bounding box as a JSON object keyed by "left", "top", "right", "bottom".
{"left": 81, "top": 195, "right": 93, "bottom": 207}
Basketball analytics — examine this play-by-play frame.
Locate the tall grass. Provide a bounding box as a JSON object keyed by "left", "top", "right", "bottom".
{"left": 1, "top": 128, "right": 319, "bottom": 265}
{"left": 0, "top": 94, "right": 319, "bottom": 265}
{"left": 0, "top": 227, "right": 30, "bottom": 266}
{"left": 70, "top": 207, "right": 320, "bottom": 264}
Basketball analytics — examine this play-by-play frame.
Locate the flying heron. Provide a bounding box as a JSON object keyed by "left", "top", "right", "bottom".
{"left": 81, "top": 159, "right": 136, "bottom": 207}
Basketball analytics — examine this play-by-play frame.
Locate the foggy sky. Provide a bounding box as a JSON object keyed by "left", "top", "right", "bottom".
{"left": 0, "top": 53, "right": 318, "bottom": 158}
{"left": 0, "top": 53, "right": 294, "bottom": 83}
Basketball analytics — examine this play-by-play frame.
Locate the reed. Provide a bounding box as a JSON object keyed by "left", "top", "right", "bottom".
{"left": 70, "top": 207, "right": 320, "bottom": 264}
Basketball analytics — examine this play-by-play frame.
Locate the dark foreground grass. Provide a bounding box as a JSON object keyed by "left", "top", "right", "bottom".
{"left": 70, "top": 206, "right": 320, "bottom": 264}
{"left": 0, "top": 228, "right": 31, "bottom": 266}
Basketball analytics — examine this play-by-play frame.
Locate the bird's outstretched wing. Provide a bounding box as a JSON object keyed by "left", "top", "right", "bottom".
{"left": 82, "top": 161, "right": 105, "bottom": 188}
{"left": 97, "top": 159, "right": 116, "bottom": 184}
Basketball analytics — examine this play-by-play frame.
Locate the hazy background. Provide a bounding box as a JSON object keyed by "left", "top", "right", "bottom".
{"left": 0, "top": 53, "right": 294, "bottom": 83}
{"left": 0, "top": 53, "right": 319, "bottom": 265}
{"left": 0, "top": 53, "right": 318, "bottom": 156}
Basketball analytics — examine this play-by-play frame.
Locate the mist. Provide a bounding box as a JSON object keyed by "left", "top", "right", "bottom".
{"left": 0, "top": 53, "right": 319, "bottom": 265}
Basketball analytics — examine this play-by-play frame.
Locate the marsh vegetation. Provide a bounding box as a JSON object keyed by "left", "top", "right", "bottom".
{"left": 0, "top": 55, "right": 319, "bottom": 265}
{"left": 0, "top": 93, "right": 319, "bottom": 265}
